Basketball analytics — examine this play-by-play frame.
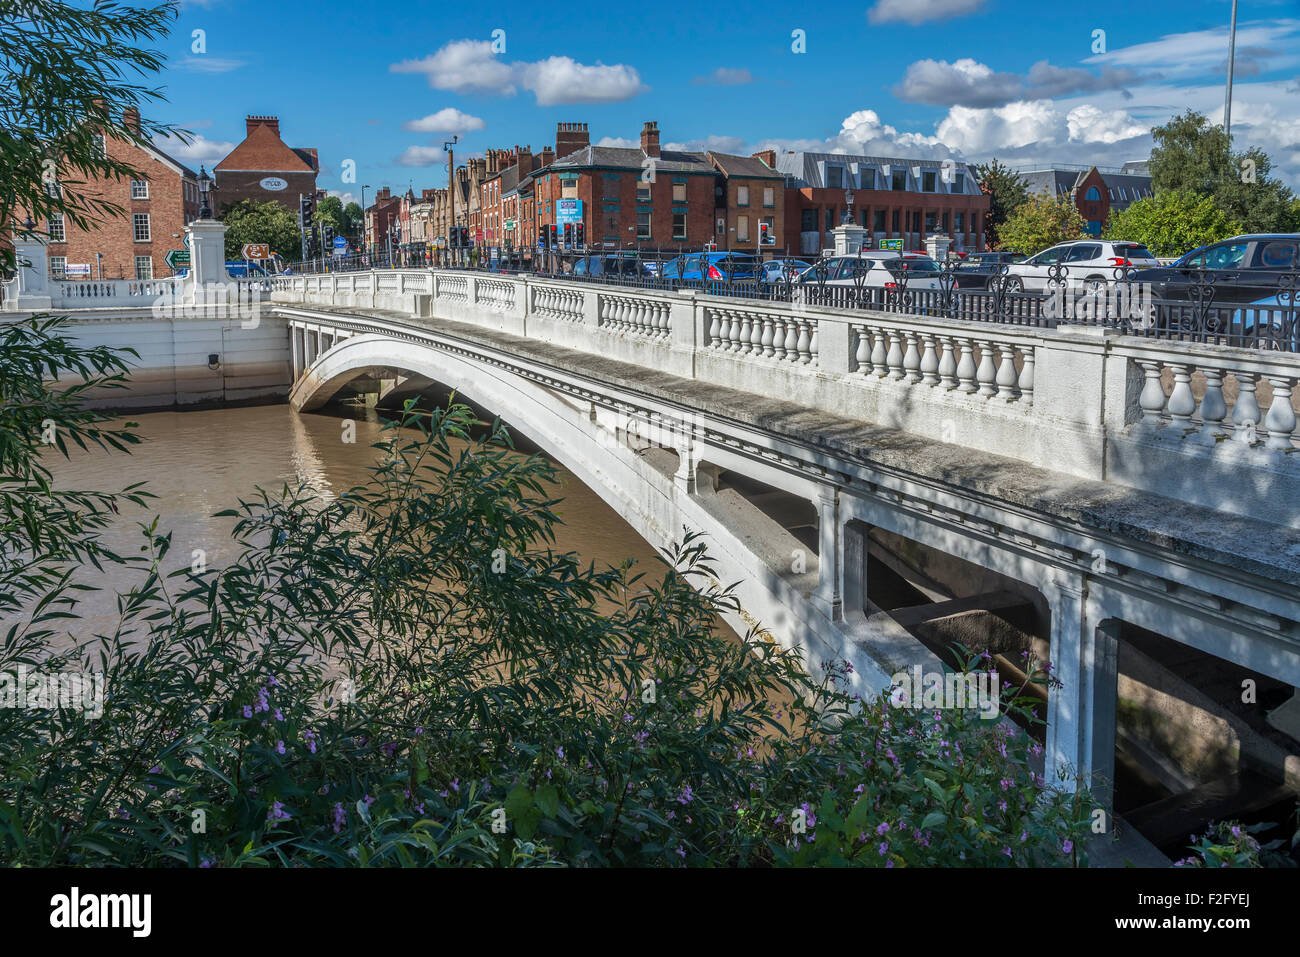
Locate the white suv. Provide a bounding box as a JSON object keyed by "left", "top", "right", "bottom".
{"left": 1002, "top": 240, "right": 1157, "bottom": 293}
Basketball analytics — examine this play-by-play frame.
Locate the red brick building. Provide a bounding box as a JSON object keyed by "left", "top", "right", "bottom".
{"left": 214, "top": 116, "right": 319, "bottom": 215}
{"left": 365, "top": 187, "right": 403, "bottom": 254}
{"left": 535, "top": 121, "right": 718, "bottom": 250}
{"left": 17, "top": 106, "right": 201, "bottom": 280}
{"left": 706, "top": 151, "right": 785, "bottom": 251}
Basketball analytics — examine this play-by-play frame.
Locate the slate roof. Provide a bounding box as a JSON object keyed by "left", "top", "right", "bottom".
{"left": 548, "top": 144, "right": 713, "bottom": 174}
{"left": 776, "top": 151, "right": 980, "bottom": 193}
{"left": 706, "top": 151, "right": 782, "bottom": 179}
{"left": 216, "top": 122, "right": 316, "bottom": 173}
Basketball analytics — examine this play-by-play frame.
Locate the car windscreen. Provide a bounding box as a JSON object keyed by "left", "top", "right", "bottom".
{"left": 1114, "top": 243, "right": 1155, "bottom": 260}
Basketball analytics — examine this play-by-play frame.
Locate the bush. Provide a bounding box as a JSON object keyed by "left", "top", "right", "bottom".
{"left": 0, "top": 317, "right": 1093, "bottom": 867}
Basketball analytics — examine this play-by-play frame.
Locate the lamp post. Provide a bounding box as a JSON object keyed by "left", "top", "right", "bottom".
{"left": 361, "top": 184, "right": 370, "bottom": 263}
{"left": 197, "top": 166, "right": 213, "bottom": 220}
{"left": 844, "top": 188, "right": 855, "bottom": 226}
{"left": 1224, "top": 0, "right": 1239, "bottom": 138}
{"left": 444, "top": 135, "right": 458, "bottom": 266}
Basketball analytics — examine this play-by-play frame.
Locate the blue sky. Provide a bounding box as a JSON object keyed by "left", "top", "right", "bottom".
{"left": 156, "top": 0, "right": 1300, "bottom": 199}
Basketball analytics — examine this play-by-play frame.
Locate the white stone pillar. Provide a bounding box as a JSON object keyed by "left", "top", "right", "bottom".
{"left": 5, "top": 234, "right": 54, "bottom": 310}
{"left": 812, "top": 486, "right": 843, "bottom": 621}
{"left": 185, "top": 220, "right": 232, "bottom": 304}
{"left": 290, "top": 325, "right": 302, "bottom": 379}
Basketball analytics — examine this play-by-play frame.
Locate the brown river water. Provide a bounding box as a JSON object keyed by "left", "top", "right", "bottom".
{"left": 34, "top": 402, "right": 666, "bottom": 650}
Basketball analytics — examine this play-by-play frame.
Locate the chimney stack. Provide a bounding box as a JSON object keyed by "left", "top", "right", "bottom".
{"left": 246, "top": 115, "right": 281, "bottom": 138}
{"left": 751, "top": 149, "right": 777, "bottom": 170}
{"left": 123, "top": 107, "right": 141, "bottom": 134}
{"left": 555, "top": 122, "right": 590, "bottom": 159}
{"left": 640, "top": 121, "right": 660, "bottom": 159}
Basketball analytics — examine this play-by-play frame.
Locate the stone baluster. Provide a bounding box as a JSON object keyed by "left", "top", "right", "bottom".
{"left": 1197, "top": 368, "right": 1228, "bottom": 442}
{"left": 708, "top": 310, "right": 721, "bottom": 347}
{"left": 887, "top": 330, "right": 906, "bottom": 380}
{"left": 761, "top": 315, "right": 776, "bottom": 358}
{"left": 903, "top": 332, "right": 922, "bottom": 384}
{"left": 1264, "top": 376, "right": 1298, "bottom": 451}
{"left": 854, "top": 325, "right": 871, "bottom": 373}
{"left": 1231, "top": 372, "right": 1262, "bottom": 444}
{"left": 740, "top": 313, "right": 755, "bottom": 354}
{"left": 716, "top": 311, "right": 731, "bottom": 351}
{"left": 956, "top": 338, "right": 977, "bottom": 393}
{"left": 770, "top": 317, "right": 786, "bottom": 361}
{"left": 1017, "top": 347, "right": 1035, "bottom": 405}
{"left": 796, "top": 320, "right": 812, "bottom": 364}
{"left": 1137, "top": 360, "right": 1167, "bottom": 425}
{"left": 809, "top": 322, "right": 819, "bottom": 367}
{"left": 783, "top": 319, "right": 799, "bottom": 363}
{"left": 976, "top": 340, "right": 998, "bottom": 397}
{"left": 870, "top": 326, "right": 889, "bottom": 377}
{"left": 919, "top": 334, "right": 940, "bottom": 386}
{"left": 995, "top": 343, "right": 1019, "bottom": 400}
{"left": 937, "top": 336, "right": 957, "bottom": 390}
{"left": 1166, "top": 364, "right": 1197, "bottom": 432}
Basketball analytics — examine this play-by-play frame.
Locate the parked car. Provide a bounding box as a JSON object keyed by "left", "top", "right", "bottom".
{"left": 1001, "top": 240, "right": 1158, "bottom": 293}
{"left": 1126, "top": 234, "right": 1298, "bottom": 305}
{"left": 571, "top": 254, "right": 655, "bottom": 279}
{"left": 660, "top": 252, "right": 759, "bottom": 282}
{"left": 951, "top": 251, "right": 1027, "bottom": 289}
{"left": 758, "top": 258, "right": 814, "bottom": 285}
{"left": 795, "top": 252, "right": 945, "bottom": 291}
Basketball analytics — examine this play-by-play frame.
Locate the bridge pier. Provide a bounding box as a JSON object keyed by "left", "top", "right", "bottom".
{"left": 813, "top": 487, "right": 843, "bottom": 622}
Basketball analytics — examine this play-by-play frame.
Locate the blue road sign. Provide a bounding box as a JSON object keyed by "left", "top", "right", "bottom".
{"left": 333, "top": 236, "right": 348, "bottom": 249}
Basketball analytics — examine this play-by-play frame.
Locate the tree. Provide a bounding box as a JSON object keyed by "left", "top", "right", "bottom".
{"left": 0, "top": 0, "right": 184, "bottom": 272}
{"left": 342, "top": 201, "right": 363, "bottom": 240}
{"left": 1103, "top": 191, "right": 1243, "bottom": 258}
{"left": 976, "top": 159, "right": 1030, "bottom": 250}
{"left": 220, "top": 199, "right": 303, "bottom": 260}
{"left": 996, "top": 195, "right": 1087, "bottom": 255}
{"left": 1149, "top": 109, "right": 1297, "bottom": 234}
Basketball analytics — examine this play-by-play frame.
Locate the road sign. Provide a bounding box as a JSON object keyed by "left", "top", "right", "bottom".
{"left": 64, "top": 263, "right": 91, "bottom": 279}
{"left": 879, "top": 239, "right": 904, "bottom": 251}
{"left": 164, "top": 249, "right": 190, "bottom": 269}
{"left": 332, "top": 236, "right": 347, "bottom": 249}
{"left": 242, "top": 243, "right": 271, "bottom": 260}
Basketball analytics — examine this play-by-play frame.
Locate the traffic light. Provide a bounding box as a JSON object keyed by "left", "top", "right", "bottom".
{"left": 575, "top": 223, "right": 585, "bottom": 248}
{"left": 541, "top": 225, "right": 550, "bottom": 249}
{"left": 322, "top": 224, "right": 334, "bottom": 249}
{"left": 300, "top": 195, "right": 314, "bottom": 232}
{"left": 563, "top": 223, "right": 573, "bottom": 248}
{"left": 548, "top": 224, "right": 558, "bottom": 248}
{"left": 760, "top": 222, "right": 771, "bottom": 245}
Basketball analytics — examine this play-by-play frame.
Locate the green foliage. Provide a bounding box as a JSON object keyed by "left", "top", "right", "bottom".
{"left": 1149, "top": 109, "right": 1297, "bottom": 234}
{"left": 0, "top": 320, "right": 1097, "bottom": 867}
{"left": 219, "top": 199, "right": 304, "bottom": 260}
{"left": 1174, "top": 820, "right": 1297, "bottom": 869}
{"left": 317, "top": 196, "right": 362, "bottom": 241}
{"left": 0, "top": 0, "right": 184, "bottom": 272}
{"left": 1103, "top": 191, "right": 1244, "bottom": 258}
{"left": 975, "top": 159, "right": 1030, "bottom": 250}
{"left": 996, "top": 195, "right": 1087, "bottom": 255}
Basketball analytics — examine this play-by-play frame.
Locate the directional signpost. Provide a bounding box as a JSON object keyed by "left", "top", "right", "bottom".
{"left": 242, "top": 243, "right": 270, "bottom": 261}
{"left": 879, "top": 239, "right": 904, "bottom": 251}
{"left": 165, "top": 249, "right": 191, "bottom": 270}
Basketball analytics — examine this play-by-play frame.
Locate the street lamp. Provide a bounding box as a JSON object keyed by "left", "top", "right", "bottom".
{"left": 844, "top": 188, "right": 855, "bottom": 225}
{"left": 197, "top": 166, "right": 213, "bottom": 220}
{"left": 361, "top": 184, "right": 370, "bottom": 261}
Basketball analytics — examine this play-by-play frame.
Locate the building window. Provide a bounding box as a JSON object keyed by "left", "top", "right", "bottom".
{"left": 873, "top": 210, "right": 886, "bottom": 232}
{"left": 825, "top": 208, "right": 834, "bottom": 231}
{"left": 951, "top": 173, "right": 965, "bottom": 193}
{"left": 673, "top": 182, "right": 687, "bottom": 202}
{"left": 636, "top": 210, "right": 651, "bottom": 239}
{"left": 955, "top": 212, "right": 965, "bottom": 233}
{"left": 94, "top": 133, "right": 107, "bottom": 158}
{"left": 891, "top": 210, "right": 900, "bottom": 232}
{"left": 892, "top": 170, "right": 907, "bottom": 191}
{"left": 135, "top": 256, "right": 153, "bottom": 280}
{"left": 762, "top": 187, "right": 775, "bottom": 207}
{"left": 922, "top": 171, "right": 937, "bottom": 192}
{"left": 47, "top": 213, "right": 64, "bottom": 242}
{"left": 737, "top": 185, "right": 750, "bottom": 206}
{"left": 133, "top": 213, "right": 150, "bottom": 242}
{"left": 49, "top": 256, "right": 66, "bottom": 279}
{"left": 861, "top": 170, "right": 876, "bottom": 190}
{"left": 637, "top": 183, "right": 651, "bottom": 202}
{"left": 737, "top": 216, "right": 749, "bottom": 242}
{"left": 827, "top": 166, "right": 843, "bottom": 188}
{"left": 1118, "top": 188, "right": 1128, "bottom": 201}
{"left": 1085, "top": 186, "right": 1101, "bottom": 201}
{"left": 131, "top": 180, "right": 149, "bottom": 200}
{"left": 673, "top": 212, "right": 686, "bottom": 239}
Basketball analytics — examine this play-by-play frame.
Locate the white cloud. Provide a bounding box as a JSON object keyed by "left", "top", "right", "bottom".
{"left": 692, "top": 67, "right": 754, "bottom": 86}
{"left": 867, "top": 0, "right": 987, "bottom": 26}
{"left": 1085, "top": 19, "right": 1300, "bottom": 80}
{"left": 391, "top": 41, "right": 647, "bottom": 106}
{"left": 402, "top": 108, "right": 486, "bottom": 134}
{"left": 596, "top": 136, "right": 639, "bottom": 148}
{"left": 664, "top": 135, "right": 749, "bottom": 154}
{"left": 396, "top": 145, "right": 449, "bottom": 167}
{"left": 391, "top": 40, "right": 516, "bottom": 95}
{"left": 521, "top": 57, "right": 648, "bottom": 106}
{"left": 327, "top": 191, "right": 358, "bottom": 204}
{"left": 896, "top": 57, "right": 1144, "bottom": 108}
{"left": 153, "top": 132, "right": 234, "bottom": 165}
{"left": 177, "top": 56, "right": 245, "bottom": 74}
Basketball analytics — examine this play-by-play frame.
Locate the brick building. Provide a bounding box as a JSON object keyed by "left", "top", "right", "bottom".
{"left": 707, "top": 151, "right": 785, "bottom": 251}
{"left": 16, "top": 106, "right": 201, "bottom": 280}
{"left": 1019, "top": 164, "right": 1154, "bottom": 236}
{"left": 776, "top": 151, "right": 990, "bottom": 254}
{"left": 365, "top": 187, "right": 403, "bottom": 254}
{"left": 214, "top": 116, "right": 319, "bottom": 215}
{"left": 537, "top": 121, "right": 718, "bottom": 249}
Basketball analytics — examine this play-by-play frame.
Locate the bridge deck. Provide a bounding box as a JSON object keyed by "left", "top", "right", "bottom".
{"left": 278, "top": 303, "right": 1300, "bottom": 593}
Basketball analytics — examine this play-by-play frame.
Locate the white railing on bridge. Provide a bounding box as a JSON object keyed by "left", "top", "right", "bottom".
{"left": 272, "top": 269, "right": 1300, "bottom": 526}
